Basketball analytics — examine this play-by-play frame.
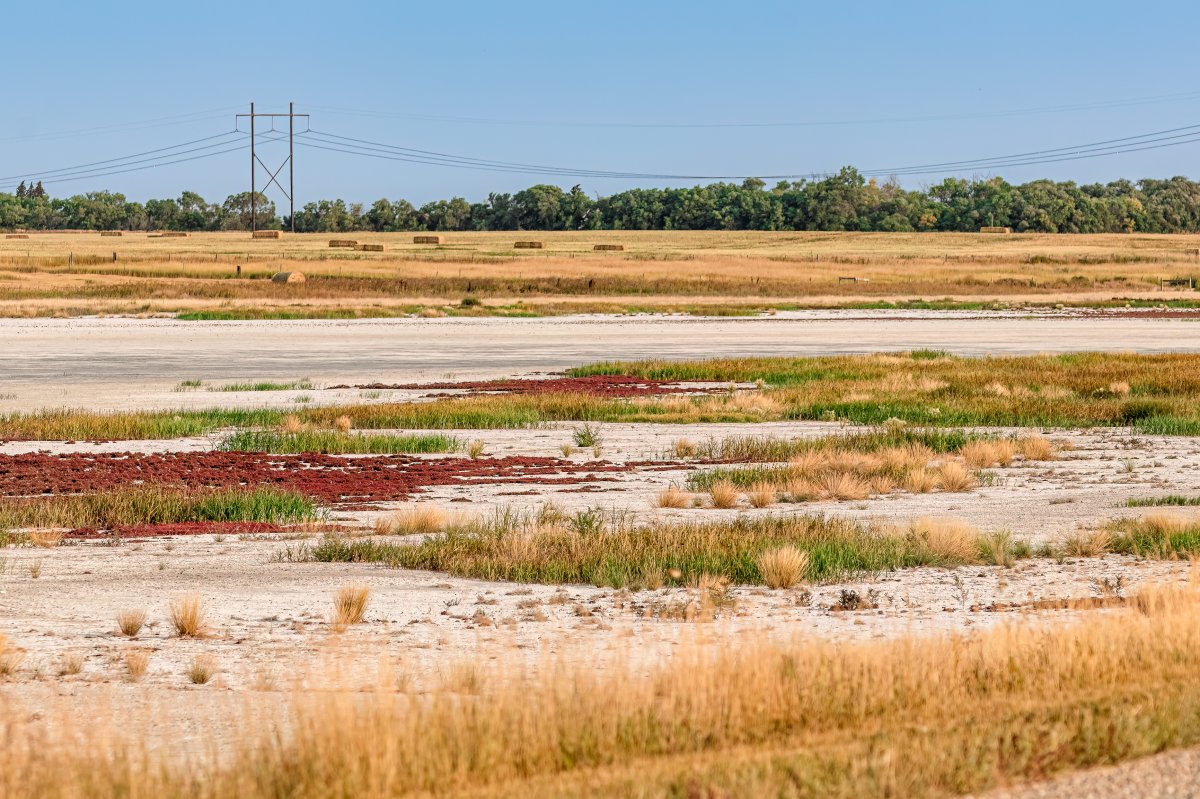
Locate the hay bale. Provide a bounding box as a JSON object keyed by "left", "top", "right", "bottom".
{"left": 328, "top": 239, "right": 358, "bottom": 248}
{"left": 100, "top": 231, "right": 123, "bottom": 237}
{"left": 158, "top": 231, "right": 188, "bottom": 238}
{"left": 413, "top": 235, "right": 444, "bottom": 245}
{"left": 355, "top": 244, "right": 385, "bottom": 252}
{"left": 252, "top": 230, "right": 282, "bottom": 239}
{"left": 271, "top": 271, "right": 306, "bottom": 284}
{"left": 593, "top": 244, "right": 624, "bottom": 251}
{"left": 979, "top": 226, "right": 1012, "bottom": 234}
{"left": 5, "top": 234, "right": 28, "bottom": 239}
{"left": 514, "top": 241, "right": 544, "bottom": 249}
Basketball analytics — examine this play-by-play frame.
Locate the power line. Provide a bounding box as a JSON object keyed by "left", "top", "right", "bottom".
{"left": 297, "top": 122, "right": 1200, "bottom": 183}
{"left": 0, "top": 136, "right": 280, "bottom": 193}
{"left": 0, "top": 131, "right": 244, "bottom": 182}
{"left": 305, "top": 88, "right": 1200, "bottom": 129}
{"left": 0, "top": 106, "right": 243, "bottom": 145}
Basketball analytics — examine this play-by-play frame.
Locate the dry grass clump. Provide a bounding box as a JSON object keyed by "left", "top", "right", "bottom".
{"left": 169, "top": 594, "right": 207, "bottom": 638}
{"left": 672, "top": 438, "right": 698, "bottom": 458}
{"left": 0, "top": 634, "right": 24, "bottom": 677}
{"left": 466, "top": 439, "right": 486, "bottom": 459}
{"left": 756, "top": 545, "right": 808, "bottom": 589}
{"left": 334, "top": 414, "right": 353, "bottom": 432}
{"left": 281, "top": 414, "right": 305, "bottom": 433}
{"left": 123, "top": 649, "right": 150, "bottom": 681}
{"left": 708, "top": 480, "right": 739, "bottom": 509}
{"left": 1018, "top": 435, "right": 1056, "bottom": 461}
{"left": 373, "top": 505, "right": 450, "bottom": 536}
{"left": 936, "top": 461, "right": 977, "bottom": 492}
{"left": 332, "top": 584, "right": 371, "bottom": 629}
{"left": 186, "top": 654, "right": 217, "bottom": 685}
{"left": 57, "top": 652, "right": 85, "bottom": 677}
{"left": 26, "top": 530, "right": 62, "bottom": 548}
{"left": 1061, "top": 528, "right": 1112, "bottom": 558}
{"left": 906, "top": 518, "right": 980, "bottom": 565}
{"left": 655, "top": 486, "right": 690, "bottom": 509}
{"left": 746, "top": 482, "right": 777, "bottom": 508}
{"left": 116, "top": 608, "right": 146, "bottom": 638}
{"left": 815, "top": 471, "right": 870, "bottom": 500}
{"left": 901, "top": 468, "right": 937, "bottom": 493}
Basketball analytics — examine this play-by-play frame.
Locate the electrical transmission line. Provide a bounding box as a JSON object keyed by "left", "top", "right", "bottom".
{"left": 3, "top": 112, "right": 1200, "bottom": 197}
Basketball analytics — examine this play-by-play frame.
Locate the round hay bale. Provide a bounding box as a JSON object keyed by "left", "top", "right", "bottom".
{"left": 271, "top": 271, "right": 306, "bottom": 284}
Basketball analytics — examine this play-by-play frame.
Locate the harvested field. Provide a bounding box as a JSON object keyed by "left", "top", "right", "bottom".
{"left": 2, "top": 230, "right": 1200, "bottom": 318}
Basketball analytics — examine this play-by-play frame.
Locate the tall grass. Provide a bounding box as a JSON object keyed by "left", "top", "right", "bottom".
{"left": 0, "top": 486, "right": 317, "bottom": 529}
{"left": 6, "top": 579, "right": 1200, "bottom": 797}
{"left": 308, "top": 510, "right": 1001, "bottom": 587}
{"left": 220, "top": 430, "right": 459, "bottom": 455}
{"left": 1108, "top": 513, "right": 1200, "bottom": 558}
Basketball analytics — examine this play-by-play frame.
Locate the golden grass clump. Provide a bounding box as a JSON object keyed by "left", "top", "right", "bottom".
{"left": 1061, "top": 528, "right": 1112, "bottom": 558}
{"left": 756, "top": 545, "right": 808, "bottom": 589}
{"left": 708, "top": 480, "right": 739, "bottom": 509}
{"left": 466, "top": 439, "right": 486, "bottom": 459}
{"left": 375, "top": 505, "right": 449, "bottom": 536}
{"left": 26, "top": 530, "right": 63, "bottom": 548}
{"left": 746, "top": 482, "right": 777, "bottom": 509}
{"left": 655, "top": 486, "right": 690, "bottom": 509}
{"left": 116, "top": 608, "right": 147, "bottom": 638}
{"left": 281, "top": 414, "right": 305, "bottom": 433}
{"left": 907, "top": 517, "right": 980, "bottom": 565}
{"left": 332, "top": 584, "right": 371, "bottom": 628}
{"left": 57, "top": 651, "right": 85, "bottom": 677}
{"left": 1018, "top": 435, "right": 1056, "bottom": 461}
{"left": 672, "top": 438, "right": 699, "bottom": 458}
{"left": 1109, "top": 381, "right": 1132, "bottom": 396}
{"left": 186, "top": 654, "right": 217, "bottom": 685}
{"left": 936, "top": 461, "right": 977, "bottom": 492}
{"left": 169, "top": 594, "right": 207, "bottom": 638}
{"left": 123, "top": 649, "right": 150, "bottom": 681}
{"left": 901, "top": 468, "right": 937, "bottom": 493}
{"left": 334, "top": 414, "right": 353, "bottom": 432}
{"left": 816, "top": 471, "right": 869, "bottom": 501}
{"left": 960, "top": 439, "right": 1000, "bottom": 468}
{"left": 0, "top": 634, "right": 24, "bottom": 677}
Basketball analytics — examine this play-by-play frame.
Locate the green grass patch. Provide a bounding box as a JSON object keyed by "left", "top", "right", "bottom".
{"left": 1127, "top": 496, "right": 1200, "bottom": 507}
{"left": 210, "top": 379, "right": 315, "bottom": 392}
{"left": 0, "top": 486, "right": 317, "bottom": 530}
{"left": 221, "top": 429, "right": 459, "bottom": 455}
{"left": 305, "top": 510, "right": 991, "bottom": 587}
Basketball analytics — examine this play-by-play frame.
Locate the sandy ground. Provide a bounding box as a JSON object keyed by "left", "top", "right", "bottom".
{"left": 1, "top": 312, "right": 1199, "bottom": 411}
{"left": 4, "top": 312, "right": 1200, "bottom": 794}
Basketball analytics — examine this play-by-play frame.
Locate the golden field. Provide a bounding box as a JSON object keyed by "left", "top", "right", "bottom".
{"left": 1, "top": 230, "right": 1198, "bottom": 317}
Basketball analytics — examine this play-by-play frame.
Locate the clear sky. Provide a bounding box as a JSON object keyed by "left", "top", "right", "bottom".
{"left": 3, "top": 0, "right": 1199, "bottom": 205}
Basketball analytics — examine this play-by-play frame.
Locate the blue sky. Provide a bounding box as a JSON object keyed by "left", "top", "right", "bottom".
{"left": 3, "top": 0, "right": 1198, "bottom": 205}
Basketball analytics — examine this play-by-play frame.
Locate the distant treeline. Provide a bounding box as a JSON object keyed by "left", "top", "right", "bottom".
{"left": 3, "top": 168, "right": 1200, "bottom": 233}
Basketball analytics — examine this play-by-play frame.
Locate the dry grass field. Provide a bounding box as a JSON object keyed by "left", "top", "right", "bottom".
{"left": 2, "top": 230, "right": 1199, "bottom": 317}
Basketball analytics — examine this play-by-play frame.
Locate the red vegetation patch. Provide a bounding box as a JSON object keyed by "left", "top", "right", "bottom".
{"left": 0, "top": 452, "right": 645, "bottom": 505}
{"left": 66, "top": 521, "right": 286, "bottom": 540}
{"left": 328, "top": 374, "right": 715, "bottom": 397}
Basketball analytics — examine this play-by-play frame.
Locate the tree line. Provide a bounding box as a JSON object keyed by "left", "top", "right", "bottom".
{"left": 2, "top": 168, "right": 1199, "bottom": 233}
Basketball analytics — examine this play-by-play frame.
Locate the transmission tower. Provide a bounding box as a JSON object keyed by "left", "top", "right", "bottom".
{"left": 236, "top": 102, "right": 309, "bottom": 232}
